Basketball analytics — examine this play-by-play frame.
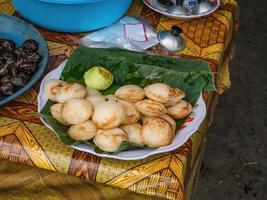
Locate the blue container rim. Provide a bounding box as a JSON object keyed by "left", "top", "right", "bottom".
{"left": 38, "top": 0, "right": 105, "bottom": 4}
{"left": 0, "top": 13, "right": 49, "bottom": 105}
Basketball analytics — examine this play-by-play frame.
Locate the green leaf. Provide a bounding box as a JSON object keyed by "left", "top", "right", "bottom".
{"left": 61, "top": 47, "right": 215, "bottom": 105}
{"left": 114, "top": 141, "right": 154, "bottom": 154}
{"left": 40, "top": 100, "right": 54, "bottom": 115}
{"left": 82, "top": 140, "right": 97, "bottom": 148}
{"left": 176, "top": 120, "right": 185, "bottom": 127}
{"left": 102, "top": 85, "right": 121, "bottom": 95}
{"left": 91, "top": 47, "right": 216, "bottom": 91}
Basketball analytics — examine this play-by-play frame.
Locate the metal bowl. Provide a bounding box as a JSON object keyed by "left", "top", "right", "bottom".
{"left": 143, "top": 0, "right": 220, "bottom": 20}
{"left": 192, "top": 0, "right": 216, "bottom": 15}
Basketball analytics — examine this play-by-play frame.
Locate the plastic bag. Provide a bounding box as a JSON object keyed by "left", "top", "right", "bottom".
{"left": 80, "top": 16, "right": 159, "bottom": 52}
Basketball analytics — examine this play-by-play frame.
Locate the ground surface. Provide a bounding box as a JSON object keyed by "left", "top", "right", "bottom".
{"left": 194, "top": 0, "right": 267, "bottom": 199}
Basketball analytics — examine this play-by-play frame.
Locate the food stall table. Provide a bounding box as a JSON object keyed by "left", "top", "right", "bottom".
{"left": 0, "top": 0, "right": 238, "bottom": 199}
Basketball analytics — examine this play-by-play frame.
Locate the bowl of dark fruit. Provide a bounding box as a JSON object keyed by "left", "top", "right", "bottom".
{"left": 0, "top": 13, "right": 48, "bottom": 105}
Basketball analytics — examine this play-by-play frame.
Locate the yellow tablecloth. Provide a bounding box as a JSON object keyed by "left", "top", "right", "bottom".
{"left": 0, "top": 0, "right": 238, "bottom": 199}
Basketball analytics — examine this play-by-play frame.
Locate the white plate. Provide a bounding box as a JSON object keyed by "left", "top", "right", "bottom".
{"left": 38, "top": 60, "right": 207, "bottom": 160}
{"left": 143, "top": 0, "right": 220, "bottom": 20}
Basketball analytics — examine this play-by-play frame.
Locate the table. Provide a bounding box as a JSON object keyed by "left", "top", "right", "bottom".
{"left": 0, "top": 0, "right": 238, "bottom": 199}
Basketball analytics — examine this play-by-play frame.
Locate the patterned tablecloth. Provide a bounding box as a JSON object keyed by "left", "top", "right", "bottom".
{"left": 0, "top": 0, "right": 238, "bottom": 199}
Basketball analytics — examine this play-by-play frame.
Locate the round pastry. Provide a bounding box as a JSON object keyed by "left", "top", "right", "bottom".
{"left": 164, "top": 88, "right": 185, "bottom": 107}
{"left": 61, "top": 99, "right": 93, "bottom": 125}
{"left": 45, "top": 80, "right": 86, "bottom": 103}
{"left": 142, "top": 117, "right": 174, "bottom": 148}
{"left": 44, "top": 80, "right": 68, "bottom": 102}
{"left": 93, "top": 128, "right": 128, "bottom": 152}
{"left": 68, "top": 120, "right": 98, "bottom": 141}
{"left": 135, "top": 99, "right": 167, "bottom": 117}
{"left": 167, "top": 100, "right": 193, "bottom": 120}
{"left": 115, "top": 85, "right": 145, "bottom": 103}
{"left": 158, "top": 114, "right": 177, "bottom": 134}
{"left": 86, "top": 95, "right": 106, "bottom": 108}
{"left": 56, "top": 82, "right": 87, "bottom": 103}
{"left": 92, "top": 100, "right": 126, "bottom": 129}
{"left": 144, "top": 83, "right": 185, "bottom": 105}
{"left": 119, "top": 100, "right": 141, "bottom": 125}
{"left": 50, "top": 103, "right": 69, "bottom": 126}
{"left": 121, "top": 123, "right": 144, "bottom": 146}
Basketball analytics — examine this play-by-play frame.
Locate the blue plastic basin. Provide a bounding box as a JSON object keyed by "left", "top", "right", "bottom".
{"left": 12, "top": 0, "right": 133, "bottom": 32}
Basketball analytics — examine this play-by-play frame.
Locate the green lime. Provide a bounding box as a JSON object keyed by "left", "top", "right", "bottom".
{"left": 84, "top": 66, "right": 113, "bottom": 91}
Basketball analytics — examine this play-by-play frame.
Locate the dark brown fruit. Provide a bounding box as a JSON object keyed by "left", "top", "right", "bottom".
{"left": 22, "top": 39, "right": 39, "bottom": 52}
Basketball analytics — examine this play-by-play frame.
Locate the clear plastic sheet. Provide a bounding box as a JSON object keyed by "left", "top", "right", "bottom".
{"left": 80, "top": 16, "right": 159, "bottom": 52}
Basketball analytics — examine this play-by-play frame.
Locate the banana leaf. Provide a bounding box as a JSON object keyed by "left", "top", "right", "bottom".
{"left": 61, "top": 47, "right": 215, "bottom": 104}
{"left": 81, "top": 47, "right": 210, "bottom": 72}
{"left": 40, "top": 47, "right": 216, "bottom": 154}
